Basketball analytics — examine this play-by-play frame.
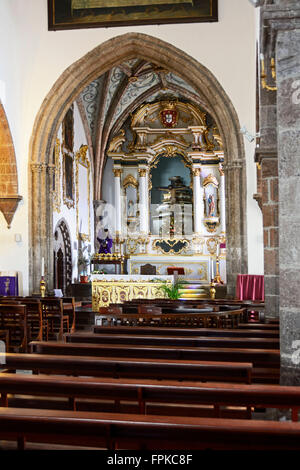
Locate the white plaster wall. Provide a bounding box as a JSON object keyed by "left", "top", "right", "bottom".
{"left": 0, "top": 0, "right": 263, "bottom": 294}
{"left": 53, "top": 102, "right": 94, "bottom": 283}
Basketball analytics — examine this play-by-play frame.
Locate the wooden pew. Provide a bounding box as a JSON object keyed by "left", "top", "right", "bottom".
{"left": 239, "top": 322, "right": 279, "bottom": 330}
{"left": 93, "top": 325, "right": 279, "bottom": 338}
{"left": 1, "top": 352, "right": 253, "bottom": 384}
{"left": 29, "top": 340, "right": 279, "bottom": 383}
{"left": 1, "top": 373, "right": 300, "bottom": 421}
{"left": 29, "top": 340, "right": 280, "bottom": 367}
{"left": 64, "top": 331, "right": 280, "bottom": 350}
{"left": 1, "top": 407, "right": 300, "bottom": 450}
{"left": 97, "top": 308, "right": 247, "bottom": 328}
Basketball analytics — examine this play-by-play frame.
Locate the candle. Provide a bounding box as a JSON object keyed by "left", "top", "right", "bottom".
{"left": 41, "top": 257, "right": 44, "bottom": 277}
{"left": 217, "top": 243, "right": 220, "bottom": 257}
{"left": 211, "top": 258, "right": 214, "bottom": 281}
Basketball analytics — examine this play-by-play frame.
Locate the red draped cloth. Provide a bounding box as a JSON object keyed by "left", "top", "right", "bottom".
{"left": 235, "top": 274, "right": 264, "bottom": 301}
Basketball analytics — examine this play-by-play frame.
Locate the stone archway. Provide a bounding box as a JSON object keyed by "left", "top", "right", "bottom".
{"left": 53, "top": 219, "right": 72, "bottom": 294}
{"left": 29, "top": 32, "right": 247, "bottom": 295}
{"left": 0, "top": 101, "right": 22, "bottom": 228}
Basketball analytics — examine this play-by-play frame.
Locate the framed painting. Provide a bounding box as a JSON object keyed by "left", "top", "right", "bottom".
{"left": 48, "top": 0, "right": 218, "bottom": 30}
{"left": 63, "top": 153, "right": 75, "bottom": 209}
{"left": 62, "top": 105, "right": 74, "bottom": 153}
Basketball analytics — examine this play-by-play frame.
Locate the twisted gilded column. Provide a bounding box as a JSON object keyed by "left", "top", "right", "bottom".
{"left": 138, "top": 168, "right": 149, "bottom": 235}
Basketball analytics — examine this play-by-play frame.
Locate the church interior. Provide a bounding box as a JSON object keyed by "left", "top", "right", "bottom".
{"left": 0, "top": 0, "right": 299, "bottom": 452}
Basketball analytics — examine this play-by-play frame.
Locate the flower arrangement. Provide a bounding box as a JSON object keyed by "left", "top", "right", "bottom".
{"left": 158, "top": 279, "right": 188, "bottom": 300}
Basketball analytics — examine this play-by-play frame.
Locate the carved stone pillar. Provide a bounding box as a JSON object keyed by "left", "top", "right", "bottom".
{"left": 259, "top": 3, "right": 300, "bottom": 385}
{"left": 30, "top": 162, "right": 54, "bottom": 294}
{"left": 223, "top": 159, "right": 248, "bottom": 297}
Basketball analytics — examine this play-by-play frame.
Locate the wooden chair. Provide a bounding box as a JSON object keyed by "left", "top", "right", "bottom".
{"left": 0, "top": 304, "right": 27, "bottom": 352}
{"left": 61, "top": 297, "right": 77, "bottom": 333}
{"left": 20, "top": 299, "right": 44, "bottom": 341}
{"left": 40, "top": 298, "right": 69, "bottom": 341}
{"left": 140, "top": 264, "right": 156, "bottom": 275}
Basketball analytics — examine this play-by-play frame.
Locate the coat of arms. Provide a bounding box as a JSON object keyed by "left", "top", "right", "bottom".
{"left": 160, "top": 102, "right": 178, "bottom": 128}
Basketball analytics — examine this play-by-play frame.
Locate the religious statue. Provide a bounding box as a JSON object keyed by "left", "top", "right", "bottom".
{"left": 97, "top": 228, "right": 113, "bottom": 254}
{"left": 158, "top": 176, "right": 192, "bottom": 205}
{"left": 208, "top": 194, "right": 216, "bottom": 217}
{"left": 127, "top": 199, "right": 135, "bottom": 218}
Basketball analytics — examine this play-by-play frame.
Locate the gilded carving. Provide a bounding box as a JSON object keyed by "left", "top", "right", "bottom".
{"left": 123, "top": 174, "right": 138, "bottom": 189}
{"left": 206, "top": 237, "right": 218, "bottom": 254}
{"left": 76, "top": 145, "right": 91, "bottom": 242}
{"left": 203, "top": 173, "right": 219, "bottom": 188}
{"left": 192, "top": 168, "right": 201, "bottom": 177}
{"left": 138, "top": 168, "right": 147, "bottom": 177}
{"left": 108, "top": 129, "right": 125, "bottom": 153}
{"left": 113, "top": 168, "right": 123, "bottom": 177}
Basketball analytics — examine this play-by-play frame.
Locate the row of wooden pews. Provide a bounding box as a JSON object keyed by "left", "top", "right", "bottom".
{"left": 0, "top": 296, "right": 78, "bottom": 352}
{"left": 0, "top": 298, "right": 293, "bottom": 451}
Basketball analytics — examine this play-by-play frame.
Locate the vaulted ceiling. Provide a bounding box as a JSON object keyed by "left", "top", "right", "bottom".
{"left": 77, "top": 58, "right": 214, "bottom": 198}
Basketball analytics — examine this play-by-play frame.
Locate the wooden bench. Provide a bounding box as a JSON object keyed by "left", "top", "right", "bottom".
{"left": 239, "top": 322, "right": 279, "bottom": 330}
{"left": 1, "top": 407, "right": 300, "bottom": 450}
{"left": 1, "top": 352, "right": 253, "bottom": 384}
{"left": 29, "top": 340, "right": 280, "bottom": 367}
{"left": 1, "top": 373, "right": 300, "bottom": 420}
{"left": 29, "top": 340, "right": 279, "bottom": 383}
{"left": 96, "top": 308, "right": 247, "bottom": 328}
{"left": 64, "top": 332, "right": 280, "bottom": 350}
{"left": 93, "top": 325, "right": 279, "bottom": 338}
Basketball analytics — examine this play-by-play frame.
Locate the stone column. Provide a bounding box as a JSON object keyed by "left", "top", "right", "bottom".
{"left": 93, "top": 199, "right": 106, "bottom": 250}
{"left": 138, "top": 168, "right": 149, "bottom": 235}
{"left": 192, "top": 167, "right": 203, "bottom": 234}
{"left": 113, "top": 168, "right": 122, "bottom": 236}
{"left": 277, "top": 27, "right": 300, "bottom": 385}
{"left": 222, "top": 159, "right": 248, "bottom": 297}
{"left": 259, "top": 2, "right": 300, "bottom": 385}
{"left": 30, "top": 162, "right": 54, "bottom": 294}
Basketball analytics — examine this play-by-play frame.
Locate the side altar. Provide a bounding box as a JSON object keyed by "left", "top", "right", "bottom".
{"left": 91, "top": 274, "right": 173, "bottom": 310}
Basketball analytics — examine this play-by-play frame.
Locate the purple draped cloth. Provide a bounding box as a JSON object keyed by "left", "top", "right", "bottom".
{"left": 0, "top": 276, "right": 18, "bottom": 296}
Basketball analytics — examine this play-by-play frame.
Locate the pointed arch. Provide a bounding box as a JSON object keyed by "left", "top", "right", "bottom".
{"left": 29, "top": 32, "right": 247, "bottom": 295}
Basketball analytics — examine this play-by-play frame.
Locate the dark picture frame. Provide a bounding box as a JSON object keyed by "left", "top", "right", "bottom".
{"left": 63, "top": 153, "right": 75, "bottom": 208}
{"left": 63, "top": 105, "right": 74, "bottom": 153}
{"left": 48, "top": 0, "right": 218, "bottom": 31}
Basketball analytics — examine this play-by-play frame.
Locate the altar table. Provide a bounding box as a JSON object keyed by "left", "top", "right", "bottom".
{"left": 91, "top": 275, "right": 173, "bottom": 311}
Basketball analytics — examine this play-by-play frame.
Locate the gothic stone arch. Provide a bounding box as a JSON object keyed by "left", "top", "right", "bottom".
{"left": 29, "top": 32, "right": 247, "bottom": 295}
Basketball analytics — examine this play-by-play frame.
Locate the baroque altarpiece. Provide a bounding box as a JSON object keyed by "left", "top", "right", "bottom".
{"left": 95, "top": 99, "right": 226, "bottom": 290}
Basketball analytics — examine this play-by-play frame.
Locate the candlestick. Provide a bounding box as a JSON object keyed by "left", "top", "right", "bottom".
{"left": 213, "top": 255, "right": 224, "bottom": 285}
{"left": 209, "top": 281, "right": 216, "bottom": 300}
{"left": 40, "top": 277, "right": 46, "bottom": 298}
